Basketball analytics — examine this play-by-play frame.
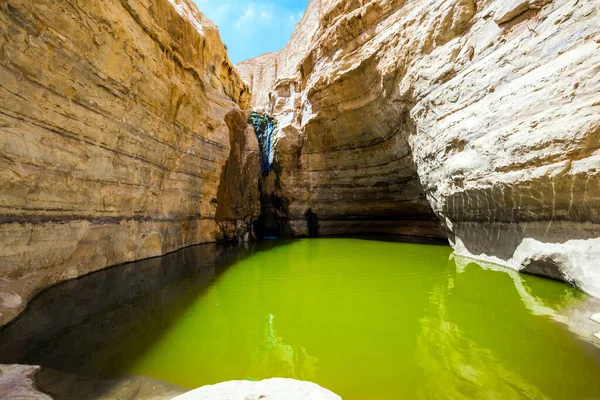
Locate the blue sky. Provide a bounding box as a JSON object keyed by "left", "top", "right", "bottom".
{"left": 194, "top": 0, "right": 310, "bottom": 64}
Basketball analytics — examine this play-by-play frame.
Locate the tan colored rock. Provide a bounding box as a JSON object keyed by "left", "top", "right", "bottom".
{"left": 494, "top": 0, "right": 552, "bottom": 24}
{"left": 215, "top": 110, "right": 261, "bottom": 241}
{"left": 238, "top": 0, "right": 600, "bottom": 294}
{"left": 0, "top": 0, "right": 257, "bottom": 325}
{"left": 237, "top": 0, "right": 446, "bottom": 239}
{"left": 237, "top": 52, "right": 279, "bottom": 112}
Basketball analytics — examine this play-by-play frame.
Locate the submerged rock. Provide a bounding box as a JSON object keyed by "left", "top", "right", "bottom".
{"left": 494, "top": 0, "right": 552, "bottom": 24}
{"left": 173, "top": 378, "right": 341, "bottom": 400}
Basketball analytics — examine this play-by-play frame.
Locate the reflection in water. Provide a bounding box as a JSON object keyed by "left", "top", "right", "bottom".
{"left": 0, "top": 242, "right": 258, "bottom": 377}
{"left": 250, "top": 314, "right": 319, "bottom": 381}
{"left": 415, "top": 256, "right": 600, "bottom": 400}
{"left": 1, "top": 239, "right": 600, "bottom": 400}
{"left": 417, "top": 286, "right": 549, "bottom": 399}
{"left": 454, "top": 254, "right": 600, "bottom": 341}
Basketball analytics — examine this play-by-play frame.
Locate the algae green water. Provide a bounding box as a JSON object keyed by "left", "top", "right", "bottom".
{"left": 2, "top": 238, "right": 600, "bottom": 399}
{"left": 122, "top": 239, "right": 600, "bottom": 399}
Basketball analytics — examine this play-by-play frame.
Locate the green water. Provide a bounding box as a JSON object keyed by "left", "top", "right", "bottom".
{"left": 125, "top": 239, "right": 600, "bottom": 399}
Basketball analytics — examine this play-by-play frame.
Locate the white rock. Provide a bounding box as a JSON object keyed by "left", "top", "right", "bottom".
{"left": 172, "top": 378, "right": 341, "bottom": 400}
{"left": 0, "top": 365, "right": 52, "bottom": 400}
{"left": 591, "top": 313, "right": 600, "bottom": 325}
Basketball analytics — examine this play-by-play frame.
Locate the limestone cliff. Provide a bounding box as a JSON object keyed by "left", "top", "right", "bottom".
{"left": 237, "top": 0, "right": 600, "bottom": 295}
{"left": 0, "top": 0, "right": 259, "bottom": 324}
{"left": 237, "top": 0, "right": 445, "bottom": 239}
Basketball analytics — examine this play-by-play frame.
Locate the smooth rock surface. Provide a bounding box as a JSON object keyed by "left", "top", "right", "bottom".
{"left": 0, "top": 0, "right": 257, "bottom": 325}
{"left": 173, "top": 378, "right": 341, "bottom": 400}
{"left": 0, "top": 364, "right": 51, "bottom": 400}
{"left": 237, "top": 0, "right": 600, "bottom": 294}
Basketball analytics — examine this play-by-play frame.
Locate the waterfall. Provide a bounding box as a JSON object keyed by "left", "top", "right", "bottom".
{"left": 249, "top": 112, "right": 277, "bottom": 175}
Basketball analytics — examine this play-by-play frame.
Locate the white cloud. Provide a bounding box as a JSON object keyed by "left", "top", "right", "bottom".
{"left": 235, "top": 4, "right": 256, "bottom": 30}
{"left": 235, "top": 3, "right": 278, "bottom": 31}
{"left": 260, "top": 10, "right": 273, "bottom": 21}
{"left": 193, "top": 0, "right": 309, "bottom": 63}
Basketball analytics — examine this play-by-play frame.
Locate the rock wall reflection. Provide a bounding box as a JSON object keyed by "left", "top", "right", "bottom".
{"left": 0, "top": 243, "right": 254, "bottom": 377}
{"left": 415, "top": 256, "right": 600, "bottom": 399}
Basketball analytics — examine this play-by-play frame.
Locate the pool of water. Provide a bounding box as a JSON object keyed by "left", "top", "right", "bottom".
{"left": 1, "top": 238, "right": 600, "bottom": 399}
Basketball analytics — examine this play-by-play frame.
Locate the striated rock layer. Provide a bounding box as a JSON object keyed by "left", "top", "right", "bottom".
{"left": 0, "top": 0, "right": 259, "bottom": 324}
{"left": 237, "top": 0, "right": 600, "bottom": 295}
{"left": 237, "top": 0, "right": 445, "bottom": 239}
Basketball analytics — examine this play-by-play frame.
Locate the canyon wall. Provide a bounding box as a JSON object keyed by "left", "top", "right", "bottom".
{"left": 237, "top": 0, "right": 600, "bottom": 295}
{"left": 0, "top": 0, "right": 259, "bottom": 324}
{"left": 237, "top": 0, "right": 445, "bottom": 239}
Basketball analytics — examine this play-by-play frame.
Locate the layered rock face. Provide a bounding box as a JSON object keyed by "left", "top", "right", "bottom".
{"left": 237, "top": 0, "right": 600, "bottom": 294}
{"left": 237, "top": 0, "right": 445, "bottom": 238}
{"left": 0, "top": 0, "right": 259, "bottom": 324}
{"left": 409, "top": 0, "right": 600, "bottom": 295}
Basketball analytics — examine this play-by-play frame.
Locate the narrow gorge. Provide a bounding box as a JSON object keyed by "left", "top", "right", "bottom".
{"left": 1, "top": 0, "right": 600, "bottom": 398}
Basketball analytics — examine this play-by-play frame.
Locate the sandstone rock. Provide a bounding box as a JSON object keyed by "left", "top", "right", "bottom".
{"left": 237, "top": 0, "right": 600, "bottom": 294}
{"left": 0, "top": 0, "right": 257, "bottom": 325}
{"left": 173, "top": 378, "right": 341, "bottom": 400}
{"left": 494, "top": 0, "right": 552, "bottom": 24}
{"left": 215, "top": 110, "right": 261, "bottom": 242}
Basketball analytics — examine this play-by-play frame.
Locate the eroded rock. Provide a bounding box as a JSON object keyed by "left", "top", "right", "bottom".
{"left": 0, "top": 0, "right": 257, "bottom": 325}
{"left": 237, "top": 0, "right": 600, "bottom": 294}
{"left": 494, "top": 0, "right": 552, "bottom": 24}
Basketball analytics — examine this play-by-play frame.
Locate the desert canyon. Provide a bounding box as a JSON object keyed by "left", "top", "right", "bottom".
{"left": 1, "top": 0, "right": 600, "bottom": 398}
